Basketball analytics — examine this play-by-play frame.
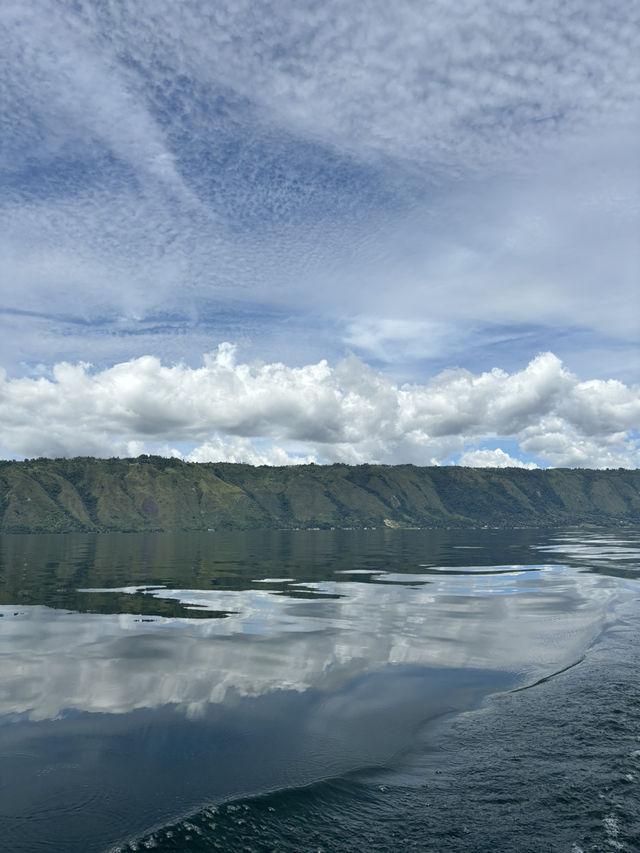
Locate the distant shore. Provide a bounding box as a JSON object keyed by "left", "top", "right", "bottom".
{"left": 1, "top": 457, "right": 638, "bottom": 534}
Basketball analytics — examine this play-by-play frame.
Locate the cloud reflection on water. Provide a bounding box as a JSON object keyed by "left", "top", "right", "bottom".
{"left": 0, "top": 563, "right": 622, "bottom": 721}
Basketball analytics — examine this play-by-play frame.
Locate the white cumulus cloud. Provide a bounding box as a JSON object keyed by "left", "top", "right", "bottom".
{"left": 457, "top": 448, "right": 538, "bottom": 469}
{"left": 0, "top": 347, "right": 637, "bottom": 468}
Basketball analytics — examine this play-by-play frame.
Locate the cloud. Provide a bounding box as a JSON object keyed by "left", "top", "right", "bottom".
{"left": 186, "top": 437, "right": 317, "bottom": 466}
{"left": 1, "top": 0, "right": 638, "bottom": 388}
{"left": 343, "top": 317, "right": 460, "bottom": 364}
{"left": 9, "top": 0, "right": 632, "bottom": 173}
{"left": 0, "top": 347, "right": 637, "bottom": 468}
{"left": 111, "top": 0, "right": 637, "bottom": 171}
{"left": 457, "top": 448, "right": 538, "bottom": 469}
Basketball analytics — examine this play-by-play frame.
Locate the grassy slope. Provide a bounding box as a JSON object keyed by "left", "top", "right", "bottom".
{"left": 0, "top": 457, "right": 638, "bottom": 533}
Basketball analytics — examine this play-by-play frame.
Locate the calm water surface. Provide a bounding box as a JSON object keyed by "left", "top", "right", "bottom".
{"left": 0, "top": 527, "right": 639, "bottom": 852}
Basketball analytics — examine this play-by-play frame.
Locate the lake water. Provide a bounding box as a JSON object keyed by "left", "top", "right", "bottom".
{"left": 1, "top": 527, "right": 639, "bottom": 852}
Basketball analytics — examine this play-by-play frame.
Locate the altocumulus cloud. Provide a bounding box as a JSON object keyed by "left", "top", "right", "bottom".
{"left": 1, "top": 346, "right": 637, "bottom": 469}
{"left": 1, "top": 0, "right": 638, "bottom": 385}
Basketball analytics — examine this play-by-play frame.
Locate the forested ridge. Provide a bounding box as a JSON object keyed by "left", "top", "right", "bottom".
{"left": 0, "top": 457, "right": 638, "bottom": 533}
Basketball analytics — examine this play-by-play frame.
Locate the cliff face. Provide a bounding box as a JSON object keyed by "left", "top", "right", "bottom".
{"left": 0, "top": 457, "right": 638, "bottom": 533}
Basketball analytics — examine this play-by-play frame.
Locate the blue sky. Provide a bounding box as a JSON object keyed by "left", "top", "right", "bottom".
{"left": 1, "top": 0, "right": 639, "bottom": 467}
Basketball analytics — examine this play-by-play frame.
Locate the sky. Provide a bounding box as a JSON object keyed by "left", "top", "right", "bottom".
{"left": 1, "top": 0, "right": 639, "bottom": 468}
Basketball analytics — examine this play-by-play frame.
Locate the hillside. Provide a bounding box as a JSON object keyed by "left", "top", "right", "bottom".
{"left": 0, "top": 457, "right": 638, "bottom": 533}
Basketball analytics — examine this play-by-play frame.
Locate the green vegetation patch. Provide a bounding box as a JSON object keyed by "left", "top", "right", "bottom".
{"left": 0, "top": 458, "right": 638, "bottom": 533}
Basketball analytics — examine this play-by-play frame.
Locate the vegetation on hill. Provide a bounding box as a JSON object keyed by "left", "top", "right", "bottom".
{"left": 0, "top": 457, "right": 638, "bottom": 533}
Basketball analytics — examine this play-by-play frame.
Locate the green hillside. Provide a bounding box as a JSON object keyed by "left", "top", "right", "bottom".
{"left": 0, "top": 457, "right": 638, "bottom": 533}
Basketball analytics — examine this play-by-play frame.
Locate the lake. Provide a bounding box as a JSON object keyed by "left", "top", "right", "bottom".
{"left": 1, "top": 526, "right": 639, "bottom": 852}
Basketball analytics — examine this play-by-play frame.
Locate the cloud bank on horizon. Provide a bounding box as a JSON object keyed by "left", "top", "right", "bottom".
{"left": 1, "top": 347, "right": 638, "bottom": 469}
{"left": 1, "top": 0, "right": 638, "bottom": 467}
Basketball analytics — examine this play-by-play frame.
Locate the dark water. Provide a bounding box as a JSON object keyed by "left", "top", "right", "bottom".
{"left": 0, "top": 527, "right": 638, "bottom": 852}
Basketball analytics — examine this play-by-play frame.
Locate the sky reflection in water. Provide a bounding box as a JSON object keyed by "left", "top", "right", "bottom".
{"left": 1, "top": 561, "right": 621, "bottom": 720}
{"left": 0, "top": 528, "right": 638, "bottom": 852}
